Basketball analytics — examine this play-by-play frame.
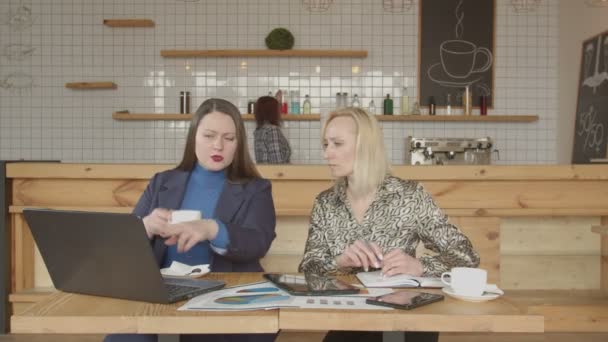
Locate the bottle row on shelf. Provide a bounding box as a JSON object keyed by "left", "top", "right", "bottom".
{"left": 252, "top": 89, "right": 409, "bottom": 116}
{"left": 244, "top": 85, "right": 492, "bottom": 117}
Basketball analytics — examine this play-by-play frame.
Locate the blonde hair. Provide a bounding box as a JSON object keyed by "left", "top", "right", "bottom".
{"left": 322, "top": 107, "right": 391, "bottom": 197}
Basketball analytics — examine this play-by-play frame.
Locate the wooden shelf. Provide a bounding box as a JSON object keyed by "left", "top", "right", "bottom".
{"left": 112, "top": 112, "right": 321, "bottom": 121}
{"left": 65, "top": 82, "right": 117, "bottom": 90}
{"left": 103, "top": 19, "right": 155, "bottom": 27}
{"left": 375, "top": 115, "right": 538, "bottom": 122}
{"left": 160, "top": 49, "right": 368, "bottom": 58}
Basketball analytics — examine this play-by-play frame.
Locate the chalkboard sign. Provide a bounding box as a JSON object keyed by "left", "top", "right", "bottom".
{"left": 419, "top": 0, "right": 495, "bottom": 107}
{"left": 572, "top": 30, "right": 608, "bottom": 164}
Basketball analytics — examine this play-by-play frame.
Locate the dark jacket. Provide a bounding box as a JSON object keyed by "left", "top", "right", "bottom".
{"left": 133, "top": 168, "right": 276, "bottom": 272}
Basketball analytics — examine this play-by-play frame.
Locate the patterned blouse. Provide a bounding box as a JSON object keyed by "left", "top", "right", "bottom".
{"left": 254, "top": 124, "right": 291, "bottom": 164}
{"left": 298, "top": 176, "right": 480, "bottom": 277}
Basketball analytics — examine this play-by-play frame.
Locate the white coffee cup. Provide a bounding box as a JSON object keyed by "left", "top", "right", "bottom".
{"left": 169, "top": 210, "right": 201, "bottom": 224}
{"left": 441, "top": 267, "right": 487, "bottom": 297}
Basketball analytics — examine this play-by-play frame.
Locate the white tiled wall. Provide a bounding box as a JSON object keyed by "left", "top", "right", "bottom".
{"left": 0, "top": 0, "right": 558, "bottom": 164}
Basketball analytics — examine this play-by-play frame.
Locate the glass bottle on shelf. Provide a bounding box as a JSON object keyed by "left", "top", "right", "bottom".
{"left": 179, "top": 91, "right": 191, "bottom": 114}
{"left": 428, "top": 96, "right": 436, "bottom": 115}
{"left": 411, "top": 102, "right": 421, "bottom": 115}
{"left": 302, "top": 94, "right": 312, "bottom": 114}
{"left": 275, "top": 89, "right": 283, "bottom": 114}
{"left": 446, "top": 93, "right": 452, "bottom": 115}
{"left": 281, "top": 89, "right": 289, "bottom": 114}
{"left": 400, "top": 86, "right": 409, "bottom": 115}
{"left": 342, "top": 92, "right": 348, "bottom": 108}
{"left": 336, "top": 92, "right": 343, "bottom": 109}
{"left": 463, "top": 86, "right": 472, "bottom": 116}
{"left": 290, "top": 90, "right": 300, "bottom": 114}
{"left": 368, "top": 99, "right": 377, "bottom": 114}
{"left": 383, "top": 94, "right": 393, "bottom": 115}
{"left": 351, "top": 94, "right": 361, "bottom": 107}
{"left": 247, "top": 99, "right": 256, "bottom": 114}
{"left": 480, "top": 95, "right": 488, "bottom": 115}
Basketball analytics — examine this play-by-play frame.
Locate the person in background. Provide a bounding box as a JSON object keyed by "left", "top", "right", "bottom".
{"left": 253, "top": 96, "right": 291, "bottom": 164}
{"left": 105, "top": 98, "right": 277, "bottom": 342}
{"left": 299, "top": 107, "right": 479, "bottom": 342}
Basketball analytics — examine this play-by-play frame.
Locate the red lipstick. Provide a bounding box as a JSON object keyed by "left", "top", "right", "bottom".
{"left": 211, "top": 155, "right": 224, "bottom": 162}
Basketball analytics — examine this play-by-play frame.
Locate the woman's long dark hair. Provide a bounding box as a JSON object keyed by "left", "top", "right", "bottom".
{"left": 176, "top": 98, "right": 260, "bottom": 182}
{"left": 254, "top": 96, "right": 281, "bottom": 128}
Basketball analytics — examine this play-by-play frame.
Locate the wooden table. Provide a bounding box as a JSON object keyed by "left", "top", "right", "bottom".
{"left": 279, "top": 294, "right": 544, "bottom": 333}
{"left": 10, "top": 273, "right": 277, "bottom": 334}
{"left": 11, "top": 273, "right": 544, "bottom": 334}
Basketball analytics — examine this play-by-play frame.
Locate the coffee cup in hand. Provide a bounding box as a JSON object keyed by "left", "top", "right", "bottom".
{"left": 170, "top": 210, "right": 201, "bottom": 224}
{"left": 441, "top": 267, "right": 487, "bottom": 297}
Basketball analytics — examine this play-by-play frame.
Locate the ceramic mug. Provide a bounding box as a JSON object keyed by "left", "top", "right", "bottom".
{"left": 170, "top": 210, "right": 202, "bottom": 224}
{"left": 441, "top": 267, "right": 487, "bottom": 297}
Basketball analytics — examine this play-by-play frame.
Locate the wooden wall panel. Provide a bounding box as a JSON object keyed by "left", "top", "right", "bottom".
{"left": 9, "top": 164, "right": 608, "bottom": 181}
{"left": 501, "top": 255, "right": 600, "bottom": 289}
{"left": 501, "top": 217, "right": 601, "bottom": 255}
{"left": 267, "top": 218, "right": 309, "bottom": 255}
{"left": 500, "top": 217, "right": 601, "bottom": 290}
{"left": 271, "top": 180, "right": 608, "bottom": 213}
{"left": 12, "top": 178, "right": 608, "bottom": 213}
{"left": 270, "top": 180, "right": 330, "bottom": 213}
{"left": 261, "top": 255, "right": 302, "bottom": 273}
{"left": 261, "top": 218, "right": 309, "bottom": 274}
{"left": 601, "top": 216, "right": 608, "bottom": 292}
{"left": 424, "top": 181, "right": 608, "bottom": 210}
{"left": 11, "top": 179, "right": 147, "bottom": 207}
{"left": 11, "top": 214, "right": 34, "bottom": 292}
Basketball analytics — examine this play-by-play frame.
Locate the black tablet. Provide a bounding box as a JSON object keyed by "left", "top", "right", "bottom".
{"left": 366, "top": 290, "right": 444, "bottom": 310}
{"left": 263, "top": 273, "right": 360, "bottom": 296}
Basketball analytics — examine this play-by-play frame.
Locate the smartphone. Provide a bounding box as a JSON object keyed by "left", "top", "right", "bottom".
{"left": 366, "top": 291, "right": 444, "bottom": 310}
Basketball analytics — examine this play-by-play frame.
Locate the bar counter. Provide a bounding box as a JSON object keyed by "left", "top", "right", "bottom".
{"left": 4, "top": 163, "right": 608, "bottom": 335}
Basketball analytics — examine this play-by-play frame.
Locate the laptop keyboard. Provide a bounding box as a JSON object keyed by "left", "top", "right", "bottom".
{"left": 165, "top": 283, "right": 199, "bottom": 299}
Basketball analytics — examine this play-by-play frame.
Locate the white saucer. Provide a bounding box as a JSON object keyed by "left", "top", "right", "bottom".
{"left": 441, "top": 286, "right": 504, "bottom": 303}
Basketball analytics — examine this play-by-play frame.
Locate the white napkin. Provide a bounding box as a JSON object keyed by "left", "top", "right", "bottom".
{"left": 160, "top": 261, "right": 210, "bottom": 278}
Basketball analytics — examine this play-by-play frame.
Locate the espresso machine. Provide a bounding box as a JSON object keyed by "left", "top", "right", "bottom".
{"left": 407, "top": 137, "right": 497, "bottom": 165}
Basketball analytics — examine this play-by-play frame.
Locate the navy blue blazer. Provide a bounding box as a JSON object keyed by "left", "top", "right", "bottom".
{"left": 133, "top": 168, "right": 276, "bottom": 272}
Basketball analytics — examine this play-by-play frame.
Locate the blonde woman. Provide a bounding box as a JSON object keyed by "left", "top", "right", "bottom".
{"left": 299, "top": 107, "right": 479, "bottom": 342}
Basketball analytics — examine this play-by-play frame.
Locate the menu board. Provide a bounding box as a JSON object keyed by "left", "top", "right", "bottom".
{"left": 572, "top": 30, "right": 608, "bottom": 164}
{"left": 419, "top": 0, "right": 495, "bottom": 107}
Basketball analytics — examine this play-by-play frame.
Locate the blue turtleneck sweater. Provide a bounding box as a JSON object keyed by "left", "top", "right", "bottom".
{"left": 162, "top": 164, "right": 230, "bottom": 267}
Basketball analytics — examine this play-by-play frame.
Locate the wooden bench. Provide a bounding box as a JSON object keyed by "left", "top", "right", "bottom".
{"left": 5, "top": 163, "right": 608, "bottom": 341}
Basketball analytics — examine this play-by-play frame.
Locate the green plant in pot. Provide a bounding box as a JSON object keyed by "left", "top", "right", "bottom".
{"left": 265, "top": 28, "right": 295, "bottom": 50}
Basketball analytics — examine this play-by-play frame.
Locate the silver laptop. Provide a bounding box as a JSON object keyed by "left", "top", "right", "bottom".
{"left": 23, "top": 209, "right": 225, "bottom": 304}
